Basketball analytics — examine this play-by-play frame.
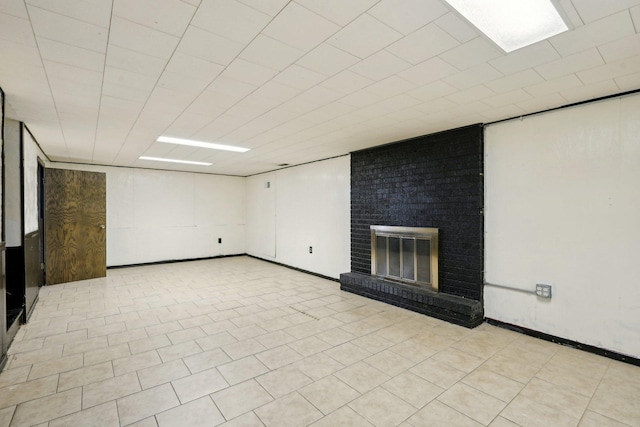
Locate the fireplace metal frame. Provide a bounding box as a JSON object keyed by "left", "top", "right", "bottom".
{"left": 370, "top": 225, "right": 439, "bottom": 291}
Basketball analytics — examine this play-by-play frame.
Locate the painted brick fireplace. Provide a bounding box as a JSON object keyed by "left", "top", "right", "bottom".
{"left": 340, "top": 124, "right": 484, "bottom": 327}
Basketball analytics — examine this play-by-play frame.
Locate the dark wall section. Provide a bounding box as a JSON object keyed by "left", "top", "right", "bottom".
{"left": 350, "top": 124, "right": 484, "bottom": 301}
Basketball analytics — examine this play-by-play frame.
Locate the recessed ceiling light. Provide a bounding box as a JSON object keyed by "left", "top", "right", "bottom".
{"left": 443, "top": 0, "right": 569, "bottom": 52}
{"left": 157, "top": 136, "right": 250, "bottom": 153}
{"left": 139, "top": 156, "right": 212, "bottom": 166}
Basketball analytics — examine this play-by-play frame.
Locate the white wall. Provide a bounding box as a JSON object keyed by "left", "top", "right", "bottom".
{"left": 484, "top": 93, "right": 640, "bottom": 358}
{"left": 54, "top": 163, "right": 246, "bottom": 267}
{"left": 4, "top": 119, "right": 21, "bottom": 246}
{"left": 23, "top": 127, "right": 47, "bottom": 234}
{"left": 246, "top": 156, "right": 351, "bottom": 279}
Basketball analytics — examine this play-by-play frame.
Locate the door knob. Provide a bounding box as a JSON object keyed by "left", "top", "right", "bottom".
{"left": 99, "top": 225, "right": 106, "bottom": 229}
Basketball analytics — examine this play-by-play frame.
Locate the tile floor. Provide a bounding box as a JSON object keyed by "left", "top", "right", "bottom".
{"left": 1, "top": 256, "right": 639, "bottom": 427}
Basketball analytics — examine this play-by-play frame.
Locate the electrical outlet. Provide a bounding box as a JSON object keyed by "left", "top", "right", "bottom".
{"left": 309, "top": 246, "right": 313, "bottom": 254}
{"left": 536, "top": 284, "right": 552, "bottom": 298}
{"left": 218, "top": 238, "right": 222, "bottom": 244}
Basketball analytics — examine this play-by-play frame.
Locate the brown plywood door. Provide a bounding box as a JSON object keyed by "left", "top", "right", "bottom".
{"left": 45, "top": 168, "right": 106, "bottom": 285}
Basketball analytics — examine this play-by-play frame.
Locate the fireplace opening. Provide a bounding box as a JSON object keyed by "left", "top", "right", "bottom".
{"left": 370, "top": 225, "right": 438, "bottom": 291}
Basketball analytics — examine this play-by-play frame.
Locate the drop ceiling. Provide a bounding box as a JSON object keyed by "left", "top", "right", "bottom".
{"left": 0, "top": 0, "right": 639, "bottom": 176}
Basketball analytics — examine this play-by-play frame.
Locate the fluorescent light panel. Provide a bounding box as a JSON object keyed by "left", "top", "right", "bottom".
{"left": 443, "top": 0, "right": 569, "bottom": 52}
{"left": 157, "top": 136, "right": 250, "bottom": 153}
{"left": 139, "top": 156, "right": 212, "bottom": 166}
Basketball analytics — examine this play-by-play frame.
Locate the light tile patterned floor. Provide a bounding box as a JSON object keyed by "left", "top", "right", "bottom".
{"left": 1, "top": 256, "right": 639, "bottom": 427}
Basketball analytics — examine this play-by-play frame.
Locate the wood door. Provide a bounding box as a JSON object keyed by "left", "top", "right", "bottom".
{"left": 45, "top": 168, "right": 106, "bottom": 285}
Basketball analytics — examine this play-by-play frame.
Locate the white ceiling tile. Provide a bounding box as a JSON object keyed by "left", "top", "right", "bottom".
{"left": 614, "top": 70, "right": 640, "bottom": 91}
{"left": 163, "top": 112, "right": 215, "bottom": 137}
{"left": 320, "top": 70, "right": 373, "bottom": 94}
{"left": 177, "top": 25, "right": 244, "bottom": 65}
{"left": 557, "top": 0, "right": 585, "bottom": 28}
{"left": 272, "top": 64, "right": 327, "bottom": 90}
{"left": 183, "top": 91, "right": 229, "bottom": 117}
{"left": 339, "top": 90, "right": 385, "bottom": 107}
{"left": 524, "top": 74, "right": 584, "bottom": 97}
{"left": 192, "top": 0, "right": 270, "bottom": 43}
{"left": 489, "top": 42, "right": 560, "bottom": 75}
{"left": 263, "top": 2, "right": 340, "bottom": 51}
{"left": 598, "top": 33, "right": 640, "bottom": 62}
{"left": 252, "top": 81, "right": 300, "bottom": 103}
{"left": 240, "top": 35, "right": 305, "bottom": 71}
{"left": 410, "top": 97, "right": 457, "bottom": 114}
{"left": 372, "top": 94, "right": 422, "bottom": 112}
{"left": 483, "top": 89, "right": 532, "bottom": 108}
{"left": 26, "top": 0, "right": 111, "bottom": 27}
{"left": 207, "top": 75, "right": 257, "bottom": 97}
{"left": 295, "top": 0, "right": 377, "bottom": 26}
{"left": 365, "top": 75, "right": 415, "bottom": 98}
{"left": 110, "top": 17, "right": 179, "bottom": 59}
{"left": 298, "top": 102, "right": 356, "bottom": 124}
{"left": 28, "top": 6, "right": 107, "bottom": 52}
{"left": 577, "top": 54, "right": 640, "bottom": 84}
{"left": 236, "top": 0, "right": 289, "bottom": 16}
{"left": 535, "top": 48, "right": 604, "bottom": 80}
{"left": 164, "top": 52, "right": 224, "bottom": 82}
{"left": 104, "top": 66, "right": 158, "bottom": 92}
{"left": 296, "top": 43, "right": 360, "bottom": 76}
{"left": 102, "top": 82, "right": 151, "bottom": 103}
{"left": 484, "top": 69, "right": 544, "bottom": 94}
{"left": 570, "top": 0, "right": 640, "bottom": 24}
{"left": 560, "top": 79, "right": 620, "bottom": 103}
{"left": 44, "top": 60, "right": 103, "bottom": 88}
{"left": 327, "top": 13, "right": 402, "bottom": 59}
{"left": 0, "top": 39, "right": 41, "bottom": 67}
{"left": 0, "top": 12, "right": 34, "bottom": 46}
{"left": 295, "top": 85, "right": 344, "bottom": 105}
{"left": 434, "top": 12, "right": 478, "bottom": 43}
{"left": 113, "top": 0, "right": 195, "bottom": 36}
{"left": 181, "top": 0, "right": 202, "bottom": 6}
{"left": 445, "top": 85, "right": 495, "bottom": 105}
{"left": 399, "top": 57, "right": 458, "bottom": 85}
{"left": 516, "top": 93, "right": 567, "bottom": 112}
{"left": 0, "top": 0, "right": 27, "bottom": 19}
{"left": 480, "top": 105, "right": 526, "bottom": 122}
{"left": 106, "top": 45, "right": 167, "bottom": 78}
{"left": 632, "top": 5, "right": 640, "bottom": 30}
{"left": 386, "top": 23, "right": 459, "bottom": 65}
{"left": 550, "top": 11, "right": 635, "bottom": 56}
{"left": 369, "top": 0, "right": 448, "bottom": 35}
{"left": 407, "top": 80, "right": 457, "bottom": 101}
{"left": 348, "top": 50, "right": 410, "bottom": 81}
{"left": 157, "top": 70, "right": 210, "bottom": 93}
{"left": 221, "top": 58, "right": 279, "bottom": 86}
{"left": 443, "top": 63, "right": 503, "bottom": 90}
{"left": 37, "top": 38, "right": 105, "bottom": 72}
{"left": 439, "top": 37, "right": 503, "bottom": 70}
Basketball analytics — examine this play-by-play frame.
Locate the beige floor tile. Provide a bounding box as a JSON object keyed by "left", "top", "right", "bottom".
{"left": 255, "top": 392, "right": 323, "bottom": 427}
{"left": 82, "top": 372, "right": 141, "bottom": 409}
{"left": 364, "top": 349, "right": 415, "bottom": 376}
{"left": 10, "top": 387, "right": 82, "bottom": 427}
{"left": 432, "top": 347, "right": 485, "bottom": 373}
{"left": 335, "top": 361, "right": 391, "bottom": 394}
{"left": 409, "top": 358, "right": 466, "bottom": 389}
{"left": 488, "top": 416, "right": 522, "bottom": 427}
{"left": 218, "top": 411, "right": 265, "bottom": 427}
{"left": 62, "top": 336, "right": 108, "bottom": 356}
{"left": 482, "top": 353, "right": 541, "bottom": 384}
{"left": 157, "top": 340, "right": 202, "bottom": 363}
{"left": 501, "top": 395, "right": 579, "bottom": 427}
{"left": 129, "top": 335, "right": 172, "bottom": 355}
{"left": 408, "top": 400, "right": 482, "bottom": 427}
{"left": 156, "top": 396, "right": 225, "bottom": 427}
{"left": 382, "top": 371, "right": 444, "bottom": 409}
{"left": 579, "top": 410, "right": 630, "bottom": 427}
{"left": 287, "top": 336, "right": 332, "bottom": 357}
{"left": 145, "top": 321, "right": 183, "bottom": 337}
{"left": 113, "top": 350, "right": 162, "bottom": 376}
{"left": 7, "top": 338, "right": 45, "bottom": 355}
{"left": 309, "top": 406, "right": 374, "bottom": 427}
{"left": 87, "top": 322, "right": 127, "bottom": 338}
{"left": 293, "top": 353, "right": 345, "bottom": 381}
{"left": 137, "top": 359, "right": 191, "bottom": 390}
{"left": 299, "top": 375, "right": 360, "bottom": 414}
{"left": 196, "top": 331, "right": 238, "bottom": 351}
{"left": 588, "top": 374, "right": 640, "bottom": 426}
{"left": 107, "top": 328, "right": 149, "bottom": 347}
{"left": 49, "top": 401, "right": 119, "bottom": 427}
{"left": 352, "top": 333, "right": 394, "bottom": 353}
{"left": 167, "top": 327, "right": 206, "bottom": 345}
{"left": 228, "top": 325, "right": 268, "bottom": 341}
{"left": 6, "top": 344, "right": 64, "bottom": 368}
{"left": 256, "top": 345, "right": 303, "bottom": 370}
{"left": 535, "top": 361, "right": 602, "bottom": 397}
{"left": 325, "top": 342, "right": 372, "bottom": 366}
{"left": 461, "top": 368, "right": 524, "bottom": 402}
{"left": 83, "top": 343, "right": 131, "bottom": 366}
{"left": 28, "top": 353, "right": 84, "bottom": 380}
{"left": 388, "top": 338, "right": 436, "bottom": 364}
{"left": 255, "top": 330, "right": 296, "bottom": 349}
{"left": 117, "top": 383, "right": 180, "bottom": 426}
{"left": 315, "top": 328, "right": 356, "bottom": 346}
{"left": 183, "top": 348, "right": 232, "bottom": 373}
{"left": 172, "top": 367, "right": 229, "bottom": 403}
{"left": 222, "top": 339, "right": 267, "bottom": 360}
{"left": 0, "top": 366, "right": 31, "bottom": 389}
{"left": 58, "top": 361, "right": 114, "bottom": 391}
{"left": 0, "top": 406, "right": 15, "bottom": 427}
{"left": 179, "top": 314, "right": 214, "bottom": 329}
{"left": 0, "top": 374, "right": 58, "bottom": 409}
{"left": 349, "top": 387, "right": 416, "bottom": 427}
{"left": 211, "top": 379, "right": 273, "bottom": 420}
{"left": 257, "top": 365, "right": 313, "bottom": 398}
{"left": 218, "top": 356, "right": 270, "bottom": 385}
{"left": 43, "top": 330, "right": 88, "bottom": 347}
{"left": 521, "top": 377, "right": 590, "bottom": 419}
{"left": 437, "top": 383, "right": 506, "bottom": 425}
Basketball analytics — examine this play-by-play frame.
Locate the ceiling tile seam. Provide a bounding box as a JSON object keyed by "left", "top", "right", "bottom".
{"left": 91, "top": 0, "right": 116, "bottom": 163}
{"left": 24, "top": 2, "right": 110, "bottom": 29}
{"left": 139, "top": 0, "right": 302, "bottom": 154}
{"left": 24, "top": 2, "right": 72, "bottom": 160}
{"left": 0, "top": 5, "right": 28, "bottom": 20}
{"left": 0, "top": 12, "right": 37, "bottom": 48}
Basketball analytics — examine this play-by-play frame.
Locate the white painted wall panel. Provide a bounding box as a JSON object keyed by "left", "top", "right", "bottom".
{"left": 247, "top": 156, "right": 350, "bottom": 279}
{"left": 22, "top": 127, "right": 45, "bottom": 234}
{"left": 484, "top": 93, "right": 640, "bottom": 358}
{"left": 4, "top": 119, "right": 21, "bottom": 246}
